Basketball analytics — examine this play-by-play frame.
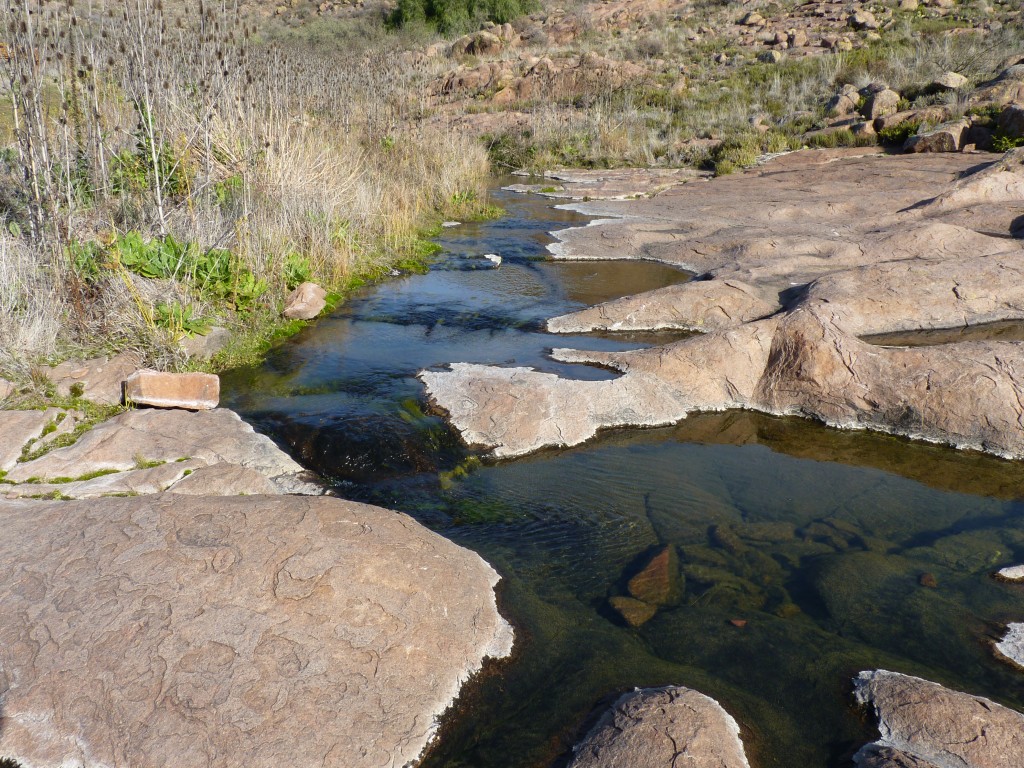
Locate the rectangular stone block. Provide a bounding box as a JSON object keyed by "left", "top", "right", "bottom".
{"left": 124, "top": 369, "right": 220, "bottom": 410}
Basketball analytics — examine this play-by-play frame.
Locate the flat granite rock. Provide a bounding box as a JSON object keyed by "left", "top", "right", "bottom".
{"left": 422, "top": 151, "right": 1024, "bottom": 460}
{"left": 0, "top": 494, "right": 513, "bottom": 768}
{"left": 6, "top": 408, "right": 306, "bottom": 489}
{"left": 567, "top": 686, "right": 750, "bottom": 768}
{"left": 853, "top": 670, "right": 1024, "bottom": 768}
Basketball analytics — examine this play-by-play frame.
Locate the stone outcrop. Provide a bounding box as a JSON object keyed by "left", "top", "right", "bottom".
{"left": 567, "top": 686, "right": 750, "bottom": 768}
{"left": 124, "top": 369, "right": 220, "bottom": 410}
{"left": 422, "top": 150, "right": 1024, "bottom": 460}
{"left": 853, "top": 670, "right": 1024, "bottom": 768}
{"left": 282, "top": 281, "right": 328, "bottom": 320}
{"left": 0, "top": 494, "right": 513, "bottom": 768}
{"left": 3, "top": 408, "right": 319, "bottom": 495}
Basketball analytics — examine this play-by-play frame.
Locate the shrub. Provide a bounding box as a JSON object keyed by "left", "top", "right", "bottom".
{"left": 878, "top": 120, "right": 921, "bottom": 146}
{"left": 391, "top": 0, "right": 538, "bottom": 34}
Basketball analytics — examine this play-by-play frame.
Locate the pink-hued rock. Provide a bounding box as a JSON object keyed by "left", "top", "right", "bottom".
{"left": 282, "top": 281, "right": 327, "bottom": 320}
{"left": 44, "top": 351, "right": 142, "bottom": 405}
{"left": 853, "top": 670, "right": 1024, "bottom": 768}
{"left": 124, "top": 368, "right": 220, "bottom": 410}
{"left": 422, "top": 150, "right": 1024, "bottom": 460}
{"left": 0, "top": 494, "right": 512, "bottom": 768}
{"left": 568, "top": 686, "right": 750, "bottom": 768}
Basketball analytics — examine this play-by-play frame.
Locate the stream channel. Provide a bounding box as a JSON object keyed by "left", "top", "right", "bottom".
{"left": 222, "top": 182, "right": 1024, "bottom": 768}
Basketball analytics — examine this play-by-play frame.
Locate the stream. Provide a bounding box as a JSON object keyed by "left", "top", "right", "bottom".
{"left": 222, "top": 182, "right": 1024, "bottom": 768}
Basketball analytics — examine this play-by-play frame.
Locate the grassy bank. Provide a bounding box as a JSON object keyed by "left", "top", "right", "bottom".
{"left": 0, "top": 0, "right": 496, "bottom": 382}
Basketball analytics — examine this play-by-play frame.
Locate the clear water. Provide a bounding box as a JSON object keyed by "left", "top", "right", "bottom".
{"left": 222, "top": 184, "right": 1024, "bottom": 768}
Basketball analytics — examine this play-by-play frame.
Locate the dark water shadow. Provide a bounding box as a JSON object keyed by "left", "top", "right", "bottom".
{"left": 862, "top": 320, "right": 1024, "bottom": 347}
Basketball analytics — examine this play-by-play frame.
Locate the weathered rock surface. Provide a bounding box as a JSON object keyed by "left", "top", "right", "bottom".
{"left": 423, "top": 150, "right": 1024, "bottom": 459}
{"left": 124, "top": 369, "right": 220, "bottom": 410}
{"left": 282, "top": 281, "right": 328, "bottom": 320}
{"left": 853, "top": 670, "right": 1024, "bottom": 768}
{"left": 0, "top": 377, "right": 13, "bottom": 401}
{"left": 0, "top": 409, "right": 58, "bottom": 471}
{"left": 567, "top": 686, "right": 750, "bottom": 768}
{"left": 547, "top": 279, "right": 777, "bottom": 334}
{"left": 995, "top": 623, "right": 1024, "bottom": 669}
{"left": 44, "top": 351, "right": 141, "bottom": 405}
{"left": 167, "top": 461, "right": 280, "bottom": 495}
{"left": 0, "top": 494, "right": 513, "bottom": 768}
{"left": 4, "top": 408, "right": 314, "bottom": 494}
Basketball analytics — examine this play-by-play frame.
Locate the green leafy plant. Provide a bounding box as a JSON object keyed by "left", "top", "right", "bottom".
{"left": 154, "top": 301, "right": 213, "bottom": 337}
{"left": 283, "top": 252, "right": 312, "bottom": 290}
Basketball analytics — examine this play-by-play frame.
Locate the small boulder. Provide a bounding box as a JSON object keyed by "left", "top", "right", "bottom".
{"left": 898, "top": 0, "right": 919, "bottom": 9}
{"left": 568, "top": 686, "right": 750, "bottom": 768}
{"left": 758, "top": 49, "right": 783, "bottom": 64}
{"left": 740, "top": 11, "right": 765, "bottom": 26}
{"left": 789, "top": 28, "right": 809, "bottom": 48}
{"left": 849, "top": 10, "right": 879, "bottom": 30}
{"left": 930, "top": 71, "right": 968, "bottom": 91}
{"left": 0, "top": 377, "right": 13, "bottom": 401}
{"left": 283, "top": 281, "right": 327, "bottom": 320}
{"left": 827, "top": 84, "right": 860, "bottom": 117}
{"left": 124, "top": 369, "right": 220, "bottom": 410}
{"left": 904, "top": 119, "right": 971, "bottom": 153}
{"left": 863, "top": 88, "right": 901, "bottom": 119}
{"left": 608, "top": 595, "right": 657, "bottom": 627}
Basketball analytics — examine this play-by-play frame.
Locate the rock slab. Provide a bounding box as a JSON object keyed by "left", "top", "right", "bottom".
{"left": 853, "top": 670, "right": 1024, "bottom": 768}
{"left": 567, "top": 686, "right": 750, "bottom": 768}
{"left": 0, "top": 494, "right": 513, "bottom": 768}
{"left": 124, "top": 369, "right": 220, "bottom": 410}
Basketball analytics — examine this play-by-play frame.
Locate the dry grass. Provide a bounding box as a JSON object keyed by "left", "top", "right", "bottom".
{"left": 0, "top": 1, "right": 492, "bottom": 372}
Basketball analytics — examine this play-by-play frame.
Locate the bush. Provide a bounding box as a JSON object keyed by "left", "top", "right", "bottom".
{"left": 391, "top": 0, "right": 538, "bottom": 33}
{"left": 877, "top": 120, "right": 921, "bottom": 146}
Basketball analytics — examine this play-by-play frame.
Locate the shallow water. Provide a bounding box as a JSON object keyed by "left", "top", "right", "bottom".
{"left": 222, "top": 184, "right": 1024, "bottom": 768}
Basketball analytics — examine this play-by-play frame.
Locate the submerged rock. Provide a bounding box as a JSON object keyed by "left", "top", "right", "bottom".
{"left": 567, "top": 686, "right": 750, "bottom": 768}
{"left": 627, "top": 546, "right": 683, "bottom": 605}
{"left": 609, "top": 595, "right": 658, "bottom": 627}
{"left": 853, "top": 669, "right": 1024, "bottom": 768}
{"left": 0, "top": 494, "right": 513, "bottom": 768}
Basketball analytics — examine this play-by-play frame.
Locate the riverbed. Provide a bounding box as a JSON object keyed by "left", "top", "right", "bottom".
{"left": 222, "top": 183, "right": 1024, "bottom": 768}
